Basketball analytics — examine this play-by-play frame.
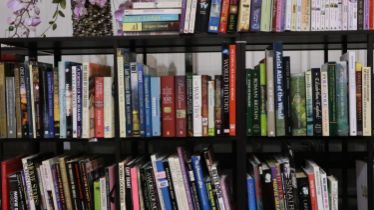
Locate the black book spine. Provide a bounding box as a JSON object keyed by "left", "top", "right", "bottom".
{"left": 186, "top": 53, "right": 194, "bottom": 136}
{"left": 312, "top": 68, "right": 322, "bottom": 136}
{"left": 195, "top": 0, "right": 211, "bottom": 33}
{"left": 280, "top": 162, "right": 298, "bottom": 210}
{"left": 227, "top": 0, "right": 238, "bottom": 32}
{"left": 65, "top": 65, "right": 73, "bottom": 138}
{"left": 24, "top": 63, "right": 34, "bottom": 138}
{"left": 124, "top": 57, "right": 133, "bottom": 136}
{"left": 205, "top": 177, "right": 217, "bottom": 210}
{"left": 55, "top": 164, "right": 67, "bottom": 210}
{"left": 40, "top": 70, "right": 50, "bottom": 139}
{"left": 51, "top": 163, "right": 63, "bottom": 210}
{"left": 358, "top": 0, "right": 364, "bottom": 30}
{"left": 297, "top": 176, "right": 311, "bottom": 210}
{"left": 222, "top": 44, "right": 230, "bottom": 135}
{"left": 283, "top": 56, "right": 292, "bottom": 136}
{"left": 163, "top": 161, "right": 179, "bottom": 210}
{"left": 16, "top": 172, "right": 27, "bottom": 210}
{"left": 73, "top": 162, "right": 86, "bottom": 210}
{"left": 27, "top": 159, "right": 42, "bottom": 210}
{"left": 145, "top": 166, "right": 160, "bottom": 210}
{"left": 187, "top": 160, "right": 201, "bottom": 210}
{"left": 125, "top": 165, "right": 133, "bottom": 209}
{"left": 8, "top": 174, "right": 19, "bottom": 210}
{"left": 252, "top": 67, "right": 261, "bottom": 136}
{"left": 140, "top": 166, "right": 151, "bottom": 210}
{"left": 261, "top": 168, "right": 276, "bottom": 210}
{"left": 67, "top": 162, "right": 81, "bottom": 210}
{"left": 79, "top": 162, "right": 91, "bottom": 210}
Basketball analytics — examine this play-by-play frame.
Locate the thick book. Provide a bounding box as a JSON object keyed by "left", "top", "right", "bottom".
{"left": 76, "top": 65, "right": 82, "bottom": 138}
{"left": 237, "top": 0, "right": 251, "bottom": 31}
{"left": 168, "top": 155, "right": 190, "bottom": 209}
{"left": 250, "top": 0, "right": 262, "bottom": 31}
{"left": 195, "top": 0, "right": 211, "bottom": 33}
{"left": 327, "top": 62, "right": 337, "bottom": 136}
{"left": 104, "top": 77, "right": 115, "bottom": 138}
{"left": 227, "top": 0, "right": 238, "bottom": 32}
{"left": 117, "top": 49, "right": 127, "bottom": 138}
{"left": 175, "top": 76, "right": 187, "bottom": 137}
{"left": 176, "top": 147, "right": 195, "bottom": 210}
{"left": 162, "top": 160, "right": 178, "bottom": 210}
{"left": 5, "top": 67, "right": 16, "bottom": 138}
{"left": 151, "top": 155, "right": 173, "bottom": 210}
{"left": 356, "top": 63, "right": 363, "bottom": 136}
{"left": 222, "top": 44, "right": 230, "bottom": 135}
{"left": 208, "top": 0, "right": 223, "bottom": 32}
{"left": 296, "top": 171, "right": 311, "bottom": 210}
{"left": 65, "top": 64, "right": 73, "bottom": 138}
{"left": 94, "top": 77, "right": 105, "bottom": 138}
{"left": 273, "top": 41, "right": 285, "bottom": 136}
{"left": 19, "top": 64, "right": 29, "bottom": 138}
{"left": 53, "top": 67, "right": 60, "bottom": 138}
{"left": 305, "top": 161, "right": 323, "bottom": 210}
{"left": 260, "top": 0, "right": 272, "bottom": 32}
{"left": 362, "top": 66, "right": 371, "bottom": 136}
{"left": 260, "top": 163, "right": 276, "bottom": 210}
{"left": 290, "top": 74, "right": 306, "bottom": 136}
{"left": 303, "top": 167, "right": 317, "bottom": 210}
{"left": 124, "top": 56, "right": 133, "bottom": 137}
{"left": 130, "top": 63, "right": 140, "bottom": 136}
{"left": 311, "top": 68, "right": 322, "bottom": 136}
{"left": 219, "top": 0, "right": 230, "bottom": 32}
{"left": 0, "top": 63, "right": 7, "bottom": 138}
{"left": 72, "top": 66, "right": 78, "bottom": 138}
{"left": 161, "top": 76, "right": 176, "bottom": 137}
{"left": 320, "top": 65, "right": 330, "bottom": 136}
{"left": 1, "top": 156, "right": 23, "bottom": 210}
{"left": 191, "top": 155, "right": 210, "bottom": 210}
{"left": 335, "top": 62, "right": 349, "bottom": 136}
{"left": 265, "top": 48, "right": 276, "bottom": 136}
{"left": 193, "top": 75, "right": 203, "bottom": 136}
{"left": 150, "top": 77, "right": 161, "bottom": 136}
{"left": 202, "top": 75, "right": 210, "bottom": 136}
{"left": 319, "top": 168, "right": 330, "bottom": 210}
{"left": 137, "top": 64, "right": 146, "bottom": 137}
{"left": 229, "top": 44, "right": 236, "bottom": 136}
{"left": 31, "top": 63, "right": 42, "bottom": 139}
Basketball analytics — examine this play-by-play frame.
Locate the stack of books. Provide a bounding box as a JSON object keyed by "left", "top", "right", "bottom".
{"left": 1, "top": 146, "right": 232, "bottom": 210}
{"left": 246, "top": 41, "right": 371, "bottom": 137}
{"left": 248, "top": 153, "right": 338, "bottom": 210}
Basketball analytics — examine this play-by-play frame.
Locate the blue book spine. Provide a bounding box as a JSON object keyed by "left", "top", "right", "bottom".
{"left": 58, "top": 62, "right": 66, "bottom": 138}
{"left": 76, "top": 65, "right": 82, "bottom": 138}
{"left": 250, "top": 0, "right": 262, "bottom": 31}
{"left": 123, "top": 14, "right": 180, "bottom": 23}
{"left": 191, "top": 156, "right": 210, "bottom": 210}
{"left": 47, "top": 71, "right": 55, "bottom": 138}
{"left": 208, "top": 0, "right": 222, "bottom": 33}
{"left": 137, "top": 64, "right": 146, "bottom": 137}
{"left": 144, "top": 75, "right": 152, "bottom": 137}
{"left": 51, "top": 165, "right": 63, "bottom": 210}
{"left": 150, "top": 77, "right": 161, "bottom": 136}
{"left": 41, "top": 71, "right": 50, "bottom": 139}
{"left": 247, "top": 175, "right": 257, "bottom": 210}
{"left": 273, "top": 41, "right": 285, "bottom": 136}
{"left": 24, "top": 63, "right": 33, "bottom": 138}
{"left": 124, "top": 59, "right": 133, "bottom": 136}
{"left": 155, "top": 159, "right": 173, "bottom": 210}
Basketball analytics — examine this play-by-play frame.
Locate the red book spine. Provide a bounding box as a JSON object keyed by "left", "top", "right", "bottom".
{"left": 275, "top": 0, "right": 282, "bottom": 31}
{"left": 370, "top": 0, "right": 374, "bottom": 29}
{"left": 94, "top": 77, "right": 104, "bottom": 138}
{"left": 229, "top": 44, "right": 236, "bottom": 136}
{"left": 175, "top": 76, "right": 187, "bottom": 137}
{"left": 202, "top": 75, "right": 209, "bottom": 136}
{"left": 219, "top": 0, "right": 231, "bottom": 33}
{"left": 131, "top": 167, "right": 140, "bottom": 210}
{"left": 161, "top": 76, "right": 176, "bottom": 137}
{"left": 306, "top": 173, "right": 318, "bottom": 210}
{"left": 1, "top": 162, "right": 8, "bottom": 210}
{"left": 272, "top": 0, "right": 278, "bottom": 31}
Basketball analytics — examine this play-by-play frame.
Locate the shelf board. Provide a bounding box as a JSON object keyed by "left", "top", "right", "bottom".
{"left": 0, "top": 31, "right": 372, "bottom": 54}
{"left": 247, "top": 136, "right": 372, "bottom": 142}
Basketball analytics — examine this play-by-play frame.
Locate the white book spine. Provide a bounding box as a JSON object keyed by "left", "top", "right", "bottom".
{"left": 208, "top": 80, "right": 215, "bottom": 136}
{"left": 188, "top": 0, "right": 198, "bottom": 33}
{"left": 331, "top": 0, "right": 337, "bottom": 30}
{"left": 71, "top": 66, "right": 77, "bottom": 138}
{"left": 58, "top": 62, "right": 66, "bottom": 138}
{"left": 329, "top": 177, "right": 339, "bottom": 210}
{"left": 326, "top": 0, "right": 331, "bottom": 30}
{"left": 320, "top": 170, "right": 331, "bottom": 210}
{"left": 320, "top": 0, "right": 325, "bottom": 30}
{"left": 291, "top": 0, "right": 298, "bottom": 31}
{"left": 184, "top": 0, "right": 193, "bottom": 33}
{"left": 320, "top": 69, "right": 330, "bottom": 136}
{"left": 132, "top": 2, "right": 182, "bottom": 8}
{"left": 22, "top": 157, "right": 36, "bottom": 210}
{"left": 336, "top": 0, "right": 342, "bottom": 30}
{"left": 117, "top": 54, "right": 126, "bottom": 138}
{"left": 316, "top": 0, "right": 321, "bottom": 31}
{"left": 150, "top": 155, "right": 165, "bottom": 210}
{"left": 341, "top": 52, "right": 357, "bottom": 136}
{"left": 296, "top": 0, "right": 302, "bottom": 31}
{"left": 100, "top": 177, "right": 108, "bottom": 210}
{"left": 29, "top": 65, "right": 36, "bottom": 138}
{"left": 285, "top": 0, "right": 293, "bottom": 30}
{"left": 44, "top": 160, "right": 59, "bottom": 210}
{"left": 348, "top": 0, "right": 357, "bottom": 30}
{"left": 39, "top": 164, "right": 51, "bottom": 210}
{"left": 265, "top": 50, "right": 275, "bottom": 136}
{"left": 362, "top": 67, "right": 371, "bottom": 136}
{"left": 169, "top": 156, "right": 189, "bottom": 209}
{"left": 192, "top": 75, "right": 202, "bottom": 136}
{"left": 81, "top": 63, "right": 90, "bottom": 138}
{"left": 311, "top": 0, "right": 316, "bottom": 31}
{"left": 356, "top": 160, "right": 368, "bottom": 210}
{"left": 342, "top": 0, "right": 348, "bottom": 30}
{"left": 306, "top": 161, "right": 324, "bottom": 210}
{"left": 118, "top": 161, "right": 126, "bottom": 210}
{"left": 104, "top": 77, "right": 114, "bottom": 138}
{"left": 124, "top": 8, "right": 182, "bottom": 15}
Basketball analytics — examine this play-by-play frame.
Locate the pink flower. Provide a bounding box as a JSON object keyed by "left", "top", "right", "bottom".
{"left": 24, "top": 17, "right": 41, "bottom": 26}
{"left": 89, "top": 0, "right": 107, "bottom": 8}
{"left": 7, "top": 16, "right": 16, "bottom": 24}
{"left": 7, "top": 0, "right": 24, "bottom": 12}
{"left": 73, "top": 5, "right": 87, "bottom": 19}
{"left": 114, "top": 9, "right": 124, "bottom": 22}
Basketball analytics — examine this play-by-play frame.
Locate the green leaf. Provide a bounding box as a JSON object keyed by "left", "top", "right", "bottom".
{"left": 52, "top": 0, "right": 60, "bottom": 3}
{"left": 58, "top": 10, "right": 65, "bottom": 17}
{"left": 53, "top": 10, "right": 58, "bottom": 18}
{"left": 60, "top": 0, "right": 66, "bottom": 9}
{"left": 49, "top": 21, "right": 54, "bottom": 24}
{"left": 52, "top": 23, "right": 57, "bottom": 30}
{"left": 8, "top": 26, "right": 14, "bottom": 31}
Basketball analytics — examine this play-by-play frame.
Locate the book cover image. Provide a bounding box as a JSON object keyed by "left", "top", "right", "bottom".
{"left": 290, "top": 74, "right": 306, "bottom": 136}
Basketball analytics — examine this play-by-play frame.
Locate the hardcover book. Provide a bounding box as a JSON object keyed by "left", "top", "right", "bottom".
{"left": 161, "top": 76, "right": 176, "bottom": 137}
{"left": 290, "top": 74, "right": 306, "bottom": 136}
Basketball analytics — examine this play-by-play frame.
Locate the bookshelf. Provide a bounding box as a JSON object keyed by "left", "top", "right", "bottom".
{"left": 0, "top": 31, "right": 373, "bottom": 210}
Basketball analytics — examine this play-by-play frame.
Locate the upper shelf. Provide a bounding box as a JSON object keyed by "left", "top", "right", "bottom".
{"left": 0, "top": 31, "right": 372, "bottom": 54}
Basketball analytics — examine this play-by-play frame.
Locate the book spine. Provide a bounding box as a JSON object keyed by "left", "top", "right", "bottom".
{"left": 179, "top": 0, "right": 187, "bottom": 33}
{"left": 27, "top": 159, "right": 42, "bottom": 209}
{"left": 137, "top": 64, "right": 146, "bottom": 137}
{"left": 280, "top": 162, "right": 298, "bottom": 210}
{"left": 41, "top": 71, "right": 50, "bottom": 139}
{"left": 210, "top": 163, "right": 226, "bottom": 210}
{"left": 81, "top": 63, "right": 90, "bottom": 138}
{"left": 275, "top": 0, "right": 283, "bottom": 31}
{"left": 25, "top": 64, "right": 34, "bottom": 138}
{"left": 125, "top": 61, "right": 133, "bottom": 136}
{"left": 177, "top": 148, "right": 195, "bottom": 210}
{"left": 195, "top": 0, "right": 211, "bottom": 33}
{"left": 150, "top": 77, "right": 161, "bottom": 136}
{"left": 305, "top": 71, "right": 314, "bottom": 136}
{"left": 28, "top": 64, "right": 36, "bottom": 138}
{"left": 312, "top": 68, "right": 322, "bottom": 136}
{"left": 237, "top": 0, "right": 251, "bottom": 31}
{"left": 74, "top": 66, "right": 81, "bottom": 138}
{"left": 328, "top": 64, "right": 337, "bottom": 136}
{"left": 219, "top": 0, "right": 230, "bottom": 32}
{"left": 273, "top": 42, "right": 285, "bottom": 136}
{"left": 30, "top": 65, "right": 41, "bottom": 138}
{"left": 59, "top": 63, "right": 66, "bottom": 138}
{"left": 187, "top": 74, "right": 194, "bottom": 136}
{"left": 191, "top": 156, "right": 210, "bottom": 210}
{"left": 342, "top": 0, "right": 348, "bottom": 30}
{"left": 227, "top": 0, "right": 238, "bottom": 32}
{"left": 348, "top": 0, "right": 358, "bottom": 30}
{"left": 321, "top": 69, "right": 330, "bottom": 136}
{"left": 59, "top": 158, "right": 73, "bottom": 210}
{"left": 123, "top": 21, "right": 180, "bottom": 32}
{"left": 19, "top": 65, "right": 29, "bottom": 138}
{"left": 189, "top": 0, "right": 198, "bottom": 33}
{"left": 265, "top": 49, "right": 276, "bottom": 136}
{"left": 362, "top": 67, "right": 371, "bottom": 136}
{"left": 301, "top": 0, "right": 310, "bottom": 31}
{"left": 104, "top": 77, "right": 115, "bottom": 138}
{"left": 208, "top": 80, "right": 215, "bottom": 136}
{"left": 176, "top": 76, "right": 187, "bottom": 137}
{"left": 229, "top": 44, "right": 236, "bottom": 136}
{"left": 155, "top": 159, "right": 173, "bottom": 210}
{"left": 100, "top": 177, "right": 108, "bottom": 210}
{"left": 320, "top": 173, "right": 330, "bottom": 210}
{"left": 290, "top": 74, "right": 306, "bottom": 136}
{"left": 208, "top": 0, "right": 223, "bottom": 32}
{"left": 306, "top": 173, "right": 317, "bottom": 210}
{"left": 250, "top": 0, "right": 262, "bottom": 31}
{"left": 163, "top": 161, "right": 179, "bottom": 210}
{"left": 161, "top": 76, "right": 176, "bottom": 137}
{"left": 72, "top": 66, "right": 77, "bottom": 138}
{"left": 65, "top": 65, "right": 72, "bottom": 138}
{"left": 344, "top": 53, "right": 357, "bottom": 136}
{"left": 358, "top": 0, "right": 364, "bottom": 29}
{"left": 53, "top": 67, "right": 60, "bottom": 138}
{"left": 290, "top": 0, "right": 297, "bottom": 31}
{"left": 247, "top": 176, "right": 256, "bottom": 210}
{"left": 186, "top": 160, "right": 201, "bottom": 210}
{"left": 95, "top": 77, "right": 104, "bottom": 138}
{"left": 118, "top": 162, "right": 126, "bottom": 210}
{"left": 51, "top": 164, "right": 64, "bottom": 210}
{"left": 125, "top": 165, "right": 133, "bottom": 209}
{"left": 222, "top": 44, "right": 230, "bottom": 135}
{"left": 130, "top": 63, "right": 140, "bottom": 136}
{"left": 193, "top": 75, "right": 203, "bottom": 136}
{"left": 335, "top": 62, "right": 349, "bottom": 136}
{"left": 364, "top": 0, "right": 369, "bottom": 29}
{"left": 356, "top": 64, "right": 363, "bottom": 136}
{"left": 283, "top": 57, "right": 291, "bottom": 136}
{"left": 144, "top": 76, "right": 152, "bottom": 137}
{"left": 117, "top": 51, "right": 126, "bottom": 138}
{"left": 205, "top": 178, "right": 217, "bottom": 210}
{"left": 202, "top": 76, "right": 209, "bottom": 136}
{"left": 260, "top": 65, "right": 267, "bottom": 135}
{"left": 183, "top": 0, "right": 192, "bottom": 33}
{"left": 14, "top": 66, "right": 22, "bottom": 138}
{"left": 297, "top": 176, "right": 311, "bottom": 210}
{"left": 285, "top": 0, "right": 292, "bottom": 30}
{"left": 246, "top": 70, "right": 253, "bottom": 136}
{"left": 252, "top": 68, "right": 261, "bottom": 136}
{"left": 214, "top": 75, "right": 222, "bottom": 135}
{"left": 260, "top": 0, "right": 271, "bottom": 32}
{"left": 47, "top": 71, "right": 55, "bottom": 138}
{"left": 6, "top": 77, "right": 16, "bottom": 138}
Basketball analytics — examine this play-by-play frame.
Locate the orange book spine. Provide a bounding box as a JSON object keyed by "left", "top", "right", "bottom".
{"left": 370, "top": 0, "right": 374, "bottom": 29}
{"left": 229, "top": 44, "right": 236, "bottom": 136}
{"left": 94, "top": 77, "right": 104, "bottom": 138}
{"left": 219, "top": 0, "right": 231, "bottom": 33}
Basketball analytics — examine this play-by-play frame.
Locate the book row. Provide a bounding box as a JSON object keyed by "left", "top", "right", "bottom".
{"left": 247, "top": 152, "right": 339, "bottom": 210}
{"left": 121, "top": 0, "right": 368, "bottom": 34}
{"left": 246, "top": 41, "right": 371, "bottom": 137}
{"left": 1, "top": 146, "right": 233, "bottom": 210}
{"left": 0, "top": 44, "right": 237, "bottom": 139}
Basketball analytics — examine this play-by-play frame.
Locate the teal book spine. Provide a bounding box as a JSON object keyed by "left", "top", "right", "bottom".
{"left": 290, "top": 74, "right": 306, "bottom": 136}
{"left": 246, "top": 69, "right": 254, "bottom": 135}
{"left": 328, "top": 62, "right": 337, "bottom": 136}
{"left": 336, "top": 62, "right": 349, "bottom": 136}
{"left": 252, "top": 68, "right": 261, "bottom": 136}
{"left": 305, "top": 70, "right": 314, "bottom": 136}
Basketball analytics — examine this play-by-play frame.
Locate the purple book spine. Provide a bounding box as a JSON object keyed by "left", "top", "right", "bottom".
{"left": 250, "top": 0, "right": 262, "bottom": 31}
{"left": 179, "top": 0, "right": 187, "bottom": 33}
{"left": 364, "top": 0, "right": 369, "bottom": 29}
{"left": 177, "top": 147, "right": 194, "bottom": 210}
{"left": 108, "top": 165, "right": 117, "bottom": 210}
{"left": 76, "top": 65, "right": 82, "bottom": 138}
{"left": 220, "top": 176, "right": 232, "bottom": 210}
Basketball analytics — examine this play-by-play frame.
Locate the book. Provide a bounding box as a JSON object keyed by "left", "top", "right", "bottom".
{"left": 290, "top": 74, "right": 306, "bottom": 136}
{"left": 193, "top": 75, "right": 203, "bottom": 136}
{"left": 1, "top": 156, "right": 23, "bottom": 210}
{"left": 94, "top": 77, "right": 105, "bottom": 138}
{"left": 151, "top": 77, "right": 161, "bottom": 136}
{"left": 208, "top": 80, "right": 215, "bottom": 136}
{"left": 219, "top": 0, "right": 230, "bottom": 32}
{"left": 273, "top": 41, "right": 285, "bottom": 136}
{"left": 250, "top": 0, "right": 262, "bottom": 31}
{"left": 117, "top": 49, "right": 127, "bottom": 138}
{"left": 14, "top": 64, "right": 22, "bottom": 138}
{"left": 5, "top": 68, "right": 16, "bottom": 138}
{"left": 247, "top": 175, "right": 257, "bottom": 210}
{"left": 227, "top": 0, "right": 238, "bottom": 32}
{"left": 246, "top": 69, "right": 254, "bottom": 136}
{"left": 311, "top": 68, "right": 322, "bottom": 136}
{"left": 144, "top": 75, "right": 152, "bottom": 137}
{"left": 222, "top": 44, "right": 230, "bottom": 135}
{"left": 356, "top": 63, "right": 363, "bottom": 136}
{"left": 161, "top": 76, "right": 176, "bottom": 137}
{"left": 320, "top": 65, "right": 330, "bottom": 136}
{"left": 335, "top": 62, "right": 349, "bottom": 136}
{"left": 195, "top": 0, "right": 211, "bottom": 33}
{"left": 328, "top": 175, "right": 338, "bottom": 210}
{"left": 362, "top": 66, "right": 371, "bottom": 136}
{"left": 229, "top": 44, "right": 236, "bottom": 136}
{"left": 202, "top": 75, "right": 210, "bottom": 136}
{"left": 356, "top": 160, "right": 368, "bottom": 210}
{"left": 237, "top": 0, "right": 251, "bottom": 31}
{"left": 214, "top": 75, "right": 223, "bottom": 135}
{"left": 0, "top": 63, "right": 7, "bottom": 138}
{"left": 296, "top": 171, "right": 311, "bottom": 210}
{"left": 252, "top": 68, "right": 261, "bottom": 136}
{"left": 137, "top": 64, "right": 146, "bottom": 137}
{"left": 265, "top": 48, "right": 276, "bottom": 137}
{"left": 283, "top": 56, "right": 292, "bottom": 136}
{"left": 208, "top": 0, "right": 223, "bottom": 32}
{"left": 104, "top": 77, "right": 115, "bottom": 138}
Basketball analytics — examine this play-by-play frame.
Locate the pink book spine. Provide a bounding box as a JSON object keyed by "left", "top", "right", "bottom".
{"left": 109, "top": 165, "right": 117, "bottom": 210}
{"left": 131, "top": 167, "right": 140, "bottom": 210}
{"left": 275, "top": 0, "right": 283, "bottom": 32}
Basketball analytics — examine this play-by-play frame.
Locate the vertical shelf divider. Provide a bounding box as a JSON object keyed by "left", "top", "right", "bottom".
{"left": 366, "top": 33, "right": 373, "bottom": 210}
{"left": 53, "top": 46, "right": 64, "bottom": 155}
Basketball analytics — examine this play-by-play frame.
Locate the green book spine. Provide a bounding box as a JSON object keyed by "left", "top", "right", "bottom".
{"left": 305, "top": 70, "right": 314, "bottom": 136}
{"left": 328, "top": 62, "right": 337, "bottom": 136}
{"left": 259, "top": 63, "right": 267, "bottom": 136}
{"left": 93, "top": 180, "right": 101, "bottom": 210}
{"left": 260, "top": 0, "right": 272, "bottom": 31}
{"left": 246, "top": 69, "right": 254, "bottom": 135}
{"left": 336, "top": 62, "right": 349, "bottom": 136}
{"left": 252, "top": 67, "right": 261, "bottom": 135}
{"left": 290, "top": 74, "right": 306, "bottom": 136}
